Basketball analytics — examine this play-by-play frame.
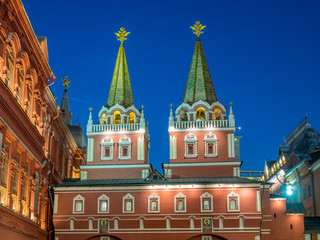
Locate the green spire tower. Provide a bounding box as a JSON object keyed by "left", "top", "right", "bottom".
{"left": 106, "top": 28, "right": 134, "bottom": 108}
{"left": 183, "top": 21, "right": 217, "bottom": 104}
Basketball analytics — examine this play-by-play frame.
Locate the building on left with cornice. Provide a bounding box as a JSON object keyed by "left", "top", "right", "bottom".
{"left": 0, "top": 0, "right": 86, "bottom": 239}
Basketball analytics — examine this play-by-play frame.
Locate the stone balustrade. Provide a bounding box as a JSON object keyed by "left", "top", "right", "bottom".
{"left": 174, "top": 119, "right": 229, "bottom": 129}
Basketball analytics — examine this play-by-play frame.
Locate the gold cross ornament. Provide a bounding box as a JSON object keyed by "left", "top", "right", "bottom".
{"left": 190, "top": 21, "right": 206, "bottom": 37}
{"left": 115, "top": 28, "right": 130, "bottom": 43}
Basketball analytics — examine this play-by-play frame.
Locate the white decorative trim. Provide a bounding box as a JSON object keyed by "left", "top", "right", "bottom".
{"left": 228, "top": 134, "right": 235, "bottom": 158}
{"left": 162, "top": 162, "right": 241, "bottom": 167}
{"left": 119, "top": 135, "right": 132, "bottom": 160}
{"left": 204, "top": 132, "right": 218, "bottom": 157}
{"left": 101, "top": 136, "right": 114, "bottom": 160}
{"left": 80, "top": 164, "right": 152, "bottom": 169}
{"left": 73, "top": 194, "right": 84, "bottom": 214}
{"left": 200, "top": 192, "right": 213, "bottom": 212}
{"left": 256, "top": 191, "right": 261, "bottom": 212}
{"left": 98, "top": 194, "right": 109, "bottom": 213}
{"left": 137, "top": 136, "right": 145, "bottom": 160}
{"left": 148, "top": 193, "right": 160, "bottom": 213}
{"left": 87, "top": 138, "right": 94, "bottom": 162}
{"left": 169, "top": 135, "right": 177, "bottom": 159}
{"left": 227, "top": 191, "right": 240, "bottom": 212}
{"left": 122, "top": 193, "right": 134, "bottom": 213}
{"left": 184, "top": 133, "right": 198, "bottom": 158}
{"left": 54, "top": 194, "right": 58, "bottom": 214}
{"left": 174, "top": 192, "right": 187, "bottom": 213}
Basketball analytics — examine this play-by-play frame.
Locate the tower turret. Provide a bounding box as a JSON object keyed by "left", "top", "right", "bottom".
{"left": 84, "top": 28, "right": 151, "bottom": 180}
{"left": 164, "top": 22, "right": 240, "bottom": 179}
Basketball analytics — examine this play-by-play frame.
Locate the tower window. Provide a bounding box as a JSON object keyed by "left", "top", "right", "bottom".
{"left": 105, "top": 148, "right": 110, "bottom": 157}
{"left": 188, "top": 144, "right": 194, "bottom": 155}
{"left": 113, "top": 111, "right": 121, "bottom": 124}
{"left": 204, "top": 132, "right": 218, "bottom": 157}
{"left": 123, "top": 147, "right": 128, "bottom": 157}
{"left": 129, "top": 112, "right": 135, "bottom": 123}
{"left": 184, "top": 133, "right": 197, "bottom": 158}
{"left": 196, "top": 107, "right": 206, "bottom": 120}
{"left": 101, "top": 137, "right": 113, "bottom": 160}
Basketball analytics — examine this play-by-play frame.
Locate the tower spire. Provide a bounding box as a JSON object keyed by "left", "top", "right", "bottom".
{"left": 106, "top": 28, "right": 134, "bottom": 108}
{"left": 183, "top": 21, "right": 217, "bottom": 104}
{"left": 60, "top": 76, "right": 72, "bottom": 125}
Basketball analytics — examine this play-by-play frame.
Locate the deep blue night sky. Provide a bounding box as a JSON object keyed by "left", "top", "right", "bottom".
{"left": 22, "top": 0, "right": 320, "bottom": 173}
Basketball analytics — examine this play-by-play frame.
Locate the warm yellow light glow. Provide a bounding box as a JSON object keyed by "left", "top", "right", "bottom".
{"left": 129, "top": 112, "right": 135, "bottom": 123}
{"left": 196, "top": 107, "right": 205, "bottom": 120}
{"left": 113, "top": 111, "right": 121, "bottom": 124}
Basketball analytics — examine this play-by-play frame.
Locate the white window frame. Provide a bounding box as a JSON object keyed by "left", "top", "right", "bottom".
{"left": 119, "top": 135, "right": 132, "bottom": 160}
{"left": 174, "top": 192, "right": 187, "bottom": 213}
{"left": 204, "top": 132, "right": 218, "bottom": 157}
{"left": 98, "top": 194, "right": 110, "bottom": 213}
{"left": 227, "top": 191, "right": 240, "bottom": 212}
{"left": 148, "top": 193, "right": 160, "bottom": 213}
{"left": 122, "top": 193, "right": 134, "bottom": 213}
{"left": 184, "top": 133, "right": 198, "bottom": 158}
{"left": 101, "top": 136, "right": 114, "bottom": 160}
{"left": 165, "top": 169, "right": 172, "bottom": 178}
{"left": 200, "top": 192, "right": 213, "bottom": 212}
{"left": 73, "top": 194, "right": 85, "bottom": 214}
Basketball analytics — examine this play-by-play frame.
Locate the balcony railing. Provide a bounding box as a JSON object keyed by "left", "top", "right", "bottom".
{"left": 174, "top": 120, "right": 229, "bottom": 129}
{"left": 90, "top": 123, "right": 141, "bottom": 132}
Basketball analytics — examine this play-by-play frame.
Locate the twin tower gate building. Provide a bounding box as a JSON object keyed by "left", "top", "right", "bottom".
{"left": 53, "top": 24, "right": 305, "bottom": 240}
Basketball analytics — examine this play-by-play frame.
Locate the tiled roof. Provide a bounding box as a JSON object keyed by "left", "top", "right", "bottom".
{"left": 286, "top": 202, "right": 306, "bottom": 214}
{"left": 56, "top": 177, "right": 265, "bottom": 187}
{"left": 304, "top": 217, "right": 320, "bottom": 233}
{"left": 183, "top": 37, "right": 217, "bottom": 104}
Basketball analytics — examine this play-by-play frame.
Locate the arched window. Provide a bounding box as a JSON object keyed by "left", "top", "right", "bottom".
{"left": 101, "top": 136, "right": 113, "bottom": 160}
{"left": 188, "top": 145, "right": 193, "bottom": 155}
{"left": 201, "top": 192, "right": 213, "bottom": 212}
{"left": 123, "top": 147, "right": 128, "bottom": 157}
{"left": 7, "top": 47, "right": 14, "bottom": 89}
{"left": 76, "top": 201, "right": 82, "bottom": 212}
{"left": 214, "top": 108, "right": 221, "bottom": 120}
{"left": 73, "top": 194, "right": 85, "bottom": 213}
{"left": 123, "top": 193, "right": 134, "bottom": 213}
{"left": 18, "top": 65, "right": 24, "bottom": 104}
{"left": 148, "top": 193, "right": 160, "bottom": 213}
{"left": 27, "top": 81, "right": 32, "bottom": 116}
{"left": 129, "top": 112, "right": 135, "bottom": 123}
{"left": 227, "top": 191, "right": 240, "bottom": 212}
{"left": 113, "top": 111, "right": 121, "bottom": 124}
{"left": 98, "top": 194, "right": 109, "bottom": 213}
{"left": 184, "top": 133, "right": 197, "bottom": 158}
{"left": 101, "top": 113, "right": 107, "bottom": 124}
{"left": 100, "top": 201, "right": 107, "bottom": 212}
{"left": 174, "top": 193, "right": 186, "bottom": 212}
{"left": 119, "top": 135, "right": 132, "bottom": 160}
{"left": 230, "top": 199, "right": 236, "bottom": 210}
{"left": 204, "top": 132, "right": 218, "bottom": 157}
{"left": 196, "top": 107, "right": 206, "bottom": 120}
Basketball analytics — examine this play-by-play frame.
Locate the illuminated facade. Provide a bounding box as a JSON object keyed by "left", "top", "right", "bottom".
{"left": 0, "top": 1, "right": 85, "bottom": 239}
{"left": 53, "top": 23, "right": 305, "bottom": 240}
{"left": 263, "top": 117, "right": 320, "bottom": 238}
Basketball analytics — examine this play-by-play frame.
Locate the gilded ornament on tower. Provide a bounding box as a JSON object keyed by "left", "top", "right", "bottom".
{"left": 190, "top": 21, "right": 206, "bottom": 37}
{"left": 115, "top": 28, "right": 130, "bottom": 43}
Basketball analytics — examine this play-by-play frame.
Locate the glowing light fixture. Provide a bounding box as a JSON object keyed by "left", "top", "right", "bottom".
{"left": 286, "top": 185, "right": 293, "bottom": 196}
